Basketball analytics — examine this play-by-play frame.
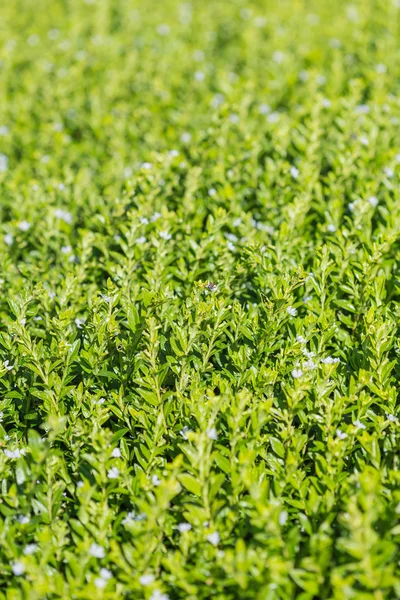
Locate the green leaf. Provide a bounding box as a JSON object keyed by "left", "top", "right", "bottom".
{"left": 178, "top": 474, "right": 202, "bottom": 496}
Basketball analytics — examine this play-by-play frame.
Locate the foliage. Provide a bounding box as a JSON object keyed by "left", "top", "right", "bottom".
{"left": 1, "top": 0, "right": 400, "bottom": 598}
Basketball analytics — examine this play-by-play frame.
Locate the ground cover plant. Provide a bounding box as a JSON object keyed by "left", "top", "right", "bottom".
{"left": 1, "top": 0, "right": 400, "bottom": 598}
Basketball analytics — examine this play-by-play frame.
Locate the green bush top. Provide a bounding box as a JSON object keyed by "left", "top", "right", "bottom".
{"left": 1, "top": 0, "right": 400, "bottom": 598}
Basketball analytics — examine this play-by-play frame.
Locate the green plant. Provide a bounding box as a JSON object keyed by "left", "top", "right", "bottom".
{"left": 1, "top": 0, "right": 400, "bottom": 598}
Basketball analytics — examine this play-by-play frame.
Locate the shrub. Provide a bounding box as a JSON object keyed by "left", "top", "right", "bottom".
{"left": 1, "top": 0, "right": 400, "bottom": 598}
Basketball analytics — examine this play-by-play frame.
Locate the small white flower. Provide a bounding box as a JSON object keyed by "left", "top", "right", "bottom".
{"left": 107, "top": 467, "right": 120, "bottom": 480}
{"left": 207, "top": 531, "right": 220, "bottom": 546}
{"left": 316, "top": 74, "right": 327, "bottom": 85}
{"left": 157, "top": 24, "right": 170, "bottom": 36}
{"left": 296, "top": 335, "right": 306, "bottom": 344}
{"left": 206, "top": 428, "right": 218, "bottom": 440}
{"left": 140, "top": 216, "right": 149, "bottom": 224}
{"left": 303, "top": 359, "right": 317, "bottom": 370}
{"left": 111, "top": 448, "right": 121, "bottom": 458}
{"left": 4, "top": 360, "right": 14, "bottom": 371}
{"left": 321, "top": 356, "right": 340, "bottom": 364}
{"left": 303, "top": 295, "right": 313, "bottom": 303}
{"left": 75, "top": 318, "right": 85, "bottom": 329}
{"left": 355, "top": 104, "right": 370, "bottom": 115}
{"left": 0, "top": 153, "right": 9, "bottom": 173}
{"left": 4, "top": 233, "right": 13, "bottom": 246}
{"left": 272, "top": 51, "right": 285, "bottom": 64}
{"left": 322, "top": 98, "right": 331, "bottom": 108}
{"left": 177, "top": 522, "right": 192, "bottom": 533}
{"left": 18, "top": 221, "right": 31, "bottom": 232}
{"left": 259, "top": 103, "right": 270, "bottom": 115}
{"left": 292, "top": 368, "right": 303, "bottom": 379}
{"left": 210, "top": 93, "right": 225, "bottom": 108}
{"left": 11, "top": 561, "right": 24, "bottom": 576}
{"left": 136, "top": 236, "right": 147, "bottom": 244}
{"left": 150, "top": 592, "right": 169, "bottom": 600}
{"left": 0, "top": 126, "right": 9, "bottom": 136}
{"left": 23, "top": 543, "right": 38, "bottom": 555}
{"left": 229, "top": 114, "right": 239, "bottom": 124}
{"left": 28, "top": 34, "right": 39, "bottom": 46}
{"left": 268, "top": 112, "right": 280, "bottom": 124}
{"left": 180, "top": 132, "right": 192, "bottom": 144}
{"left": 299, "top": 70, "right": 309, "bottom": 82}
{"left": 336, "top": 429, "right": 347, "bottom": 440}
{"left": 376, "top": 63, "right": 387, "bottom": 74}
{"left": 168, "top": 150, "right": 179, "bottom": 158}
{"left": 141, "top": 162, "right": 152, "bottom": 170}
{"left": 94, "top": 578, "right": 107, "bottom": 589}
{"left": 61, "top": 245, "right": 72, "bottom": 254}
{"left": 254, "top": 16, "right": 267, "bottom": 27}
{"left": 287, "top": 306, "right": 297, "bottom": 317}
{"left": 4, "top": 449, "right": 21, "bottom": 459}
{"left": 159, "top": 231, "right": 172, "bottom": 240}
{"left": 353, "top": 420, "right": 366, "bottom": 430}
{"left": 326, "top": 224, "right": 336, "bottom": 232}
{"left": 151, "top": 212, "right": 161, "bottom": 222}
{"left": 15, "top": 515, "right": 30, "bottom": 525}
{"left": 139, "top": 574, "right": 155, "bottom": 586}
{"left": 100, "top": 568, "right": 112, "bottom": 580}
{"left": 290, "top": 166, "right": 299, "bottom": 179}
{"left": 152, "top": 474, "right": 161, "bottom": 486}
{"left": 386, "top": 413, "right": 396, "bottom": 422}
{"left": 208, "top": 188, "right": 217, "bottom": 197}
{"left": 302, "top": 349, "right": 315, "bottom": 358}
{"left": 179, "top": 426, "right": 190, "bottom": 439}
{"left": 225, "top": 233, "right": 238, "bottom": 243}
{"left": 89, "top": 543, "right": 105, "bottom": 558}
{"left": 58, "top": 182, "right": 66, "bottom": 191}
{"left": 278, "top": 511, "right": 288, "bottom": 526}
{"left": 136, "top": 512, "right": 147, "bottom": 521}
{"left": 384, "top": 167, "right": 394, "bottom": 178}
{"left": 122, "top": 511, "right": 135, "bottom": 525}
{"left": 77, "top": 480, "right": 84, "bottom": 488}
{"left": 240, "top": 7, "right": 252, "bottom": 19}
{"left": 194, "top": 71, "right": 205, "bottom": 82}
{"left": 368, "top": 196, "right": 379, "bottom": 207}
{"left": 55, "top": 209, "right": 73, "bottom": 224}
{"left": 359, "top": 135, "right": 369, "bottom": 146}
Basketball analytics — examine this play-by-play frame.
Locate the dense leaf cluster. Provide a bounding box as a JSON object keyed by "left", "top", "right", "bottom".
{"left": 1, "top": 0, "right": 400, "bottom": 598}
